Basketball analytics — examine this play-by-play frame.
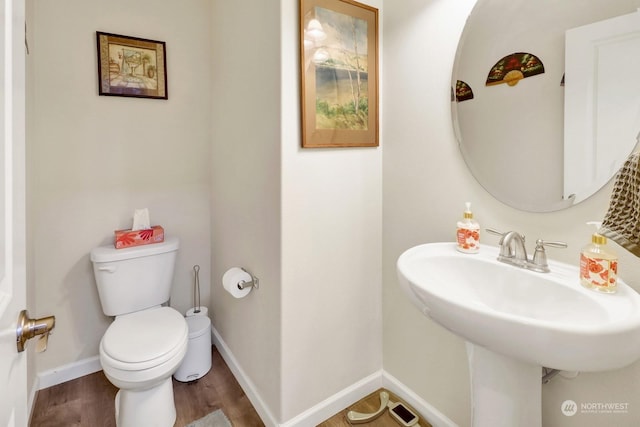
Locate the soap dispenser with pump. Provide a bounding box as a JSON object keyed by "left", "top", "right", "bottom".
{"left": 580, "top": 221, "right": 618, "bottom": 293}
{"left": 456, "top": 202, "right": 480, "bottom": 254}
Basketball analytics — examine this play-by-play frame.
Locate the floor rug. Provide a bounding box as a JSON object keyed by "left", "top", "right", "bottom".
{"left": 185, "top": 409, "right": 232, "bottom": 427}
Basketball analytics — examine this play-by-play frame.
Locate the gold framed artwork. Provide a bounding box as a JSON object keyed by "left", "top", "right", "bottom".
{"left": 300, "top": 0, "right": 379, "bottom": 148}
{"left": 96, "top": 32, "right": 168, "bottom": 99}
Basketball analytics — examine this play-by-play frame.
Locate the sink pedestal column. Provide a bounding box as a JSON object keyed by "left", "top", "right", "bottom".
{"left": 466, "top": 343, "right": 542, "bottom": 427}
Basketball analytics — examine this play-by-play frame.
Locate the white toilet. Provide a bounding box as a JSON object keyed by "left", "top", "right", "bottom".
{"left": 90, "top": 237, "right": 188, "bottom": 427}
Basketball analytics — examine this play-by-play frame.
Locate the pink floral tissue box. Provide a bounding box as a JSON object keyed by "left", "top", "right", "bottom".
{"left": 114, "top": 225, "right": 164, "bottom": 249}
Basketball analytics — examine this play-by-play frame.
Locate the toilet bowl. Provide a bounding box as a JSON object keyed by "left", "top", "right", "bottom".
{"left": 91, "top": 237, "right": 186, "bottom": 427}
{"left": 100, "top": 307, "right": 188, "bottom": 426}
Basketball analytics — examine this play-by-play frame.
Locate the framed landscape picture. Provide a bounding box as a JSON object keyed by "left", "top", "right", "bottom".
{"left": 96, "top": 32, "right": 168, "bottom": 99}
{"left": 300, "top": 0, "right": 379, "bottom": 148}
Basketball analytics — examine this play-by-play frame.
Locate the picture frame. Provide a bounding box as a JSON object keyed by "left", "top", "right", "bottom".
{"left": 96, "top": 31, "right": 168, "bottom": 99}
{"left": 300, "top": 0, "right": 379, "bottom": 148}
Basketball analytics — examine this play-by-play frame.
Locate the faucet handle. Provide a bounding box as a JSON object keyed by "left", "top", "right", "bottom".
{"left": 486, "top": 228, "right": 525, "bottom": 241}
{"left": 535, "top": 239, "right": 568, "bottom": 250}
{"left": 485, "top": 228, "right": 505, "bottom": 237}
{"left": 531, "top": 239, "right": 568, "bottom": 272}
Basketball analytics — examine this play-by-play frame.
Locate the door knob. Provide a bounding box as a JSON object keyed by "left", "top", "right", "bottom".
{"left": 16, "top": 310, "right": 55, "bottom": 353}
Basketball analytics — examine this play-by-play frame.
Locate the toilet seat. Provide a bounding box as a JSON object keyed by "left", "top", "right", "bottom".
{"left": 101, "top": 306, "right": 188, "bottom": 371}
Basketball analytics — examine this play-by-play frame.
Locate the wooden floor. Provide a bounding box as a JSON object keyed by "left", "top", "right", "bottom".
{"left": 30, "top": 348, "right": 429, "bottom": 427}
{"left": 30, "top": 346, "right": 263, "bottom": 426}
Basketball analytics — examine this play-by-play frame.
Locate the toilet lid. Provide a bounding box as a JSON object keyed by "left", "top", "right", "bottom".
{"left": 101, "top": 307, "right": 188, "bottom": 365}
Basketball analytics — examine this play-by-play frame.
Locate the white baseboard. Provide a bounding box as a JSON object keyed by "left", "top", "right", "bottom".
{"left": 212, "top": 326, "right": 382, "bottom": 427}
{"left": 279, "top": 370, "right": 383, "bottom": 427}
{"left": 37, "top": 355, "right": 102, "bottom": 390}
{"left": 213, "top": 326, "right": 456, "bottom": 427}
{"left": 212, "top": 327, "right": 280, "bottom": 426}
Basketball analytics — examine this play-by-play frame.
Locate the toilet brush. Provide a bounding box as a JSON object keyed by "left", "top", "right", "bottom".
{"left": 192, "top": 265, "right": 201, "bottom": 314}
{"left": 186, "top": 265, "right": 208, "bottom": 317}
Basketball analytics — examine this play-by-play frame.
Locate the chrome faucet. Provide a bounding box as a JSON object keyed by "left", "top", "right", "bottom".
{"left": 499, "top": 231, "right": 529, "bottom": 266}
{"left": 487, "top": 229, "right": 567, "bottom": 273}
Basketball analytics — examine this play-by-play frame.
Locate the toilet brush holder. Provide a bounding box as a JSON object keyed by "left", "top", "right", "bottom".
{"left": 174, "top": 314, "right": 212, "bottom": 382}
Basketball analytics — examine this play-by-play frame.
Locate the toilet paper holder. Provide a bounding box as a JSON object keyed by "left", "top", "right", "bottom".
{"left": 238, "top": 268, "right": 259, "bottom": 290}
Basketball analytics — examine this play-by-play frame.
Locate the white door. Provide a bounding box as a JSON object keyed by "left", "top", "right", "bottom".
{"left": 0, "top": 0, "right": 28, "bottom": 426}
{"left": 564, "top": 10, "right": 640, "bottom": 201}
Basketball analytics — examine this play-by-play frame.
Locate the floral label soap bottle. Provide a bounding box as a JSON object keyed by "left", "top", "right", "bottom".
{"left": 456, "top": 202, "right": 479, "bottom": 253}
{"left": 580, "top": 222, "right": 617, "bottom": 293}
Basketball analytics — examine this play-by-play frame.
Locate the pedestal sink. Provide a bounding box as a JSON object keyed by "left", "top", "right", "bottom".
{"left": 397, "top": 242, "right": 640, "bottom": 427}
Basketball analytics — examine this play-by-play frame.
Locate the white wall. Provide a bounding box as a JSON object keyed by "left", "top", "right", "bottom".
{"left": 27, "top": 1, "right": 640, "bottom": 426}
{"left": 29, "top": 0, "right": 381, "bottom": 423}
{"left": 383, "top": 1, "right": 640, "bottom": 426}
{"left": 29, "top": 0, "right": 212, "bottom": 373}
{"left": 209, "top": 0, "right": 283, "bottom": 421}
{"left": 280, "top": 0, "right": 383, "bottom": 419}
{"left": 211, "top": 0, "right": 383, "bottom": 422}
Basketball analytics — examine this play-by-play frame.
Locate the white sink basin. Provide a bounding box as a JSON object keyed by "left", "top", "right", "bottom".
{"left": 397, "top": 242, "right": 640, "bottom": 426}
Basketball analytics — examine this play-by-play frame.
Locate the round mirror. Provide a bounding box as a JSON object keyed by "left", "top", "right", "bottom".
{"left": 452, "top": 0, "right": 640, "bottom": 212}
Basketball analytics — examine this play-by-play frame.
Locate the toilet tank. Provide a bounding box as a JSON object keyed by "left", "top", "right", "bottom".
{"left": 90, "top": 237, "right": 179, "bottom": 316}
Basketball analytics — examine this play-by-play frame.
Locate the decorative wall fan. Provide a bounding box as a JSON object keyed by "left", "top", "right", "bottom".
{"left": 455, "top": 80, "right": 474, "bottom": 102}
{"left": 486, "top": 52, "right": 544, "bottom": 87}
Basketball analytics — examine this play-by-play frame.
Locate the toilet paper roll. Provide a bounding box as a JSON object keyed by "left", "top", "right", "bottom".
{"left": 223, "top": 267, "right": 253, "bottom": 298}
{"left": 186, "top": 306, "right": 208, "bottom": 317}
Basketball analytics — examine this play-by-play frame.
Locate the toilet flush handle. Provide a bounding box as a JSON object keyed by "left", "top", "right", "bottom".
{"left": 98, "top": 265, "right": 117, "bottom": 273}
